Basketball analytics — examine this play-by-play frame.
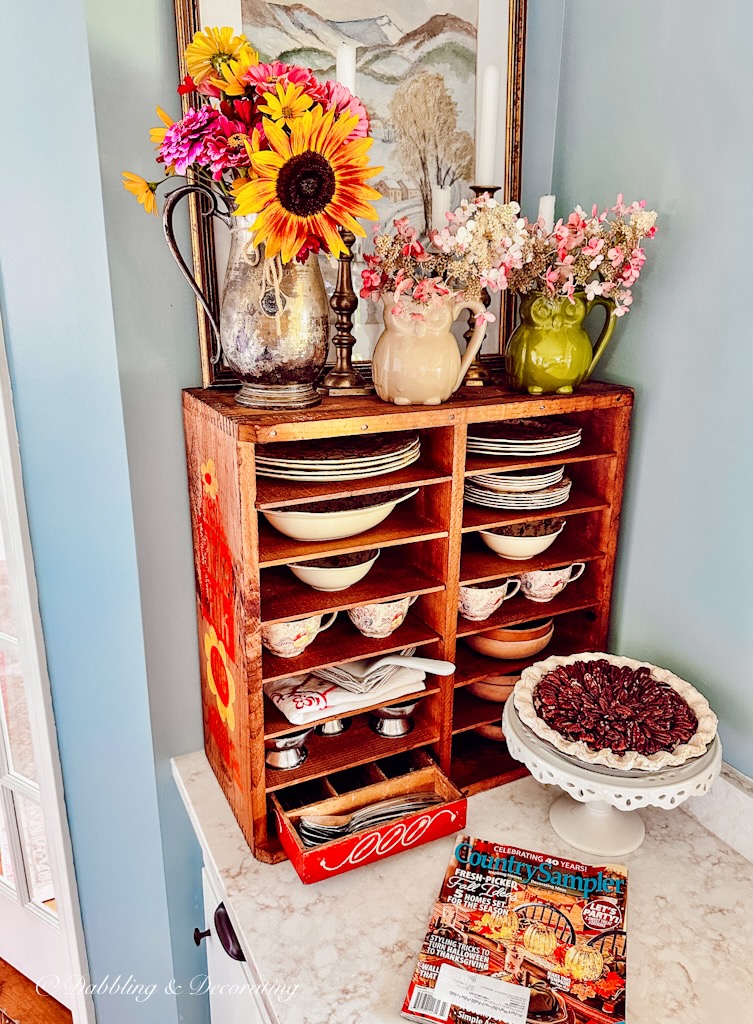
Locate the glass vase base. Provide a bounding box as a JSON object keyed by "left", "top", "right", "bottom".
{"left": 235, "top": 382, "right": 322, "bottom": 410}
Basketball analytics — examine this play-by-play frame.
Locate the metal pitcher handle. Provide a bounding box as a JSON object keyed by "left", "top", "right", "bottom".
{"left": 162, "top": 183, "right": 234, "bottom": 365}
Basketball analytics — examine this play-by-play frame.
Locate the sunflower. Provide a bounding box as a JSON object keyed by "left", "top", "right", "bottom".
{"left": 257, "top": 81, "right": 314, "bottom": 130}
{"left": 122, "top": 172, "right": 158, "bottom": 215}
{"left": 184, "top": 26, "right": 256, "bottom": 86}
{"left": 232, "top": 106, "right": 382, "bottom": 263}
{"left": 204, "top": 626, "right": 236, "bottom": 731}
{"left": 212, "top": 45, "right": 259, "bottom": 97}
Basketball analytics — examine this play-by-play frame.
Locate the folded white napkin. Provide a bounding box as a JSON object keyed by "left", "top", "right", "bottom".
{"left": 264, "top": 666, "right": 426, "bottom": 725}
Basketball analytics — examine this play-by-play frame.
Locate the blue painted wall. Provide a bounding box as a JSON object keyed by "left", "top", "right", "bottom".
{"left": 0, "top": 0, "right": 206, "bottom": 1021}
{"left": 551, "top": 0, "right": 753, "bottom": 775}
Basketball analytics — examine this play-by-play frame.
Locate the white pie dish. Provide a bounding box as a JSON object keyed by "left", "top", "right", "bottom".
{"left": 262, "top": 488, "right": 418, "bottom": 542}
{"left": 513, "top": 651, "right": 718, "bottom": 772}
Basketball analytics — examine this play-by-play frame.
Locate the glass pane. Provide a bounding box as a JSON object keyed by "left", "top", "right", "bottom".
{"left": 15, "top": 793, "right": 54, "bottom": 910}
{"left": 0, "top": 518, "right": 17, "bottom": 638}
{"left": 0, "top": 646, "right": 37, "bottom": 782}
{"left": 0, "top": 794, "right": 15, "bottom": 888}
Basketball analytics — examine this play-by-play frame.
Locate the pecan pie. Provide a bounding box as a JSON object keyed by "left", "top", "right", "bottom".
{"left": 514, "top": 653, "right": 718, "bottom": 770}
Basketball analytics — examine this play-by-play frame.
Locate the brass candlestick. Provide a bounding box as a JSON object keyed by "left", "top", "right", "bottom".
{"left": 319, "top": 228, "right": 374, "bottom": 396}
{"left": 462, "top": 185, "right": 502, "bottom": 387}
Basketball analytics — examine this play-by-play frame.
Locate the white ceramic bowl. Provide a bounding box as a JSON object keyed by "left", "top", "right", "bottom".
{"left": 263, "top": 488, "right": 418, "bottom": 542}
{"left": 288, "top": 550, "right": 380, "bottom": 591}
{"left": 479, "top": 521, "right": 565, "bottom": 560}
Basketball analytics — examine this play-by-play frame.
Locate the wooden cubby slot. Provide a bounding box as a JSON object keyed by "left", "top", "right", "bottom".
{"left": 183, "top": 382, "right": 632, "bottom": 863}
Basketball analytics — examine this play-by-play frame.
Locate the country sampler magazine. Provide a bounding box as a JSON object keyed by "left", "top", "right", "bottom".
{"left": 402, "top": 835, "right": 627, "bottom": 1024}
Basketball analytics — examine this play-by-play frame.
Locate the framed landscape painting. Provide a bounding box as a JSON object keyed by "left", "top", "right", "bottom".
{"left": 173, "top": 0, "right": 527, "bottom": 385}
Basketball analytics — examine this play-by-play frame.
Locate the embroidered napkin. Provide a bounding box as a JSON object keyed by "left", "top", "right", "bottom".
{"left": 264, "top": 667, "right": 426, "bottom": 725}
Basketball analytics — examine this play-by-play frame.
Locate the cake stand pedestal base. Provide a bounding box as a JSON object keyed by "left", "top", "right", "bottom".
{"left": 503, "top": 698, "right": 721, "bottom": 858}
{"left": 549, "top": 795, "right": 645, "bottom": 857}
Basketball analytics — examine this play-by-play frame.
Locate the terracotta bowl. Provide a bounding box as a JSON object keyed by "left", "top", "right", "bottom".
{"left": 467, "top": 674, "right": 520, "bottom": 702}
{"left": 473, "top": 722, "right": 505, "bottom": 742}
{"left": 463, "top": 623, "right": 555, "bottom": 660}
{"left": 483, "top": 618, "right": 554, "bottom": 643}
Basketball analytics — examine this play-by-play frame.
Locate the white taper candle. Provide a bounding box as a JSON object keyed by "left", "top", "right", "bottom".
{"left": 538, "top": 194, "right": 556, "bottom": 234}
{"left": 476, "top": 65, "right": 501, "bottom": 185}
{"left": 336, "top": 43, "right": 357, "bottom": 94}
{"left": 431, "top": 185, "right": 452, "bottom": 232}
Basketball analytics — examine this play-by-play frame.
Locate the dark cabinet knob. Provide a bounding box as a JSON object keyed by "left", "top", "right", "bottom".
{"left": 214, "top": 903, "right": 246, "bottom": 962}
{"left": 193, "top": 926, "right": 211, "bottom": 947}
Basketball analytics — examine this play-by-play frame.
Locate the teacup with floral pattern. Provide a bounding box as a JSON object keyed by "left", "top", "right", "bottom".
{"left": 458, "top": 577, "right": 521, "bottom": 621}
{"left": 262, "top": 611, "right": 338, "bottom": 658}
{"left": 347, "top": 595, "right": 417, "bottom": 638}
{"left": 519, "top": 563, "right": 586, "bottom": 603}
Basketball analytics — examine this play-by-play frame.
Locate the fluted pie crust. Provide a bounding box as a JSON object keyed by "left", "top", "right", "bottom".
{"left": 514, "top": 652, "right": 718, "bottom": 771}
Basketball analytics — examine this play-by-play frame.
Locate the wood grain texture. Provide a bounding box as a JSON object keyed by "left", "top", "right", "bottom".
{"left": 183, "top": 384, "right": 633, "bottom": 853}
{"left": 0, "top": 959, "right": 71, "bottom": 1024}
{"left": 185, "top": 383, "right": 634, "bottom": 442}
{"left": 260, "top": 552, "right": 444, "bottom": 624}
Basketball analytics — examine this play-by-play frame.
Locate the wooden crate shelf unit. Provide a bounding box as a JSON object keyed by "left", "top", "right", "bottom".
{"left": 183, "top": 381, "right": 632, "bottom": 863}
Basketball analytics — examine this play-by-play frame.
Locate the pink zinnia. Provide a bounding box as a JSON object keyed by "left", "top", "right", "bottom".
{"left": 159, "top": 106, "right": 219, "bottom": 174}
{"left": 323, "top": 81, "right": 369, "bottom": 139}
{"left": 204, "top": 116, "right": 252, "bottom": 180}
{"left": 243, "top": 61, "right": 325, "bottom": 102}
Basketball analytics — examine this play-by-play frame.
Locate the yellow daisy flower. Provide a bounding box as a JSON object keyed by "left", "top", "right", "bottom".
{"left": 149, "top": 105, "right": 174, "bottom": 147}
{"left": 257, "top": 81, "right": 313, "bottom": 130}
{"left": 212, "top": 45, "right": 259, "bottom": 97}
{"left": 149, "top": 107, "right": 176, "bottom": 174}
{"left": 232, "top": 106, "right": 382, "bottom": 264}
{"left": 204, "top": 626, "right": 236, "bottom": 732}
{"left": 122, "top": 172, "right": 158, "bottom": 215}
{"left": 200, "top": 458, "right": 218, "bottom": 499}
{"left": 185, "top": 26, "right": 254, "bottom": 86}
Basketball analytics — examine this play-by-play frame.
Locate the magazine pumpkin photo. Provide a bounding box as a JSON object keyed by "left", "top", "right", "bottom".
{"left": 403, "top": 835, "right": 627, "bottom": 1024}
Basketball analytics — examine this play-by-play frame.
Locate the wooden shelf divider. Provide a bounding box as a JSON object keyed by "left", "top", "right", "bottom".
{"left": 464, "top": 440, "right": 615, "bottom": 477}
{"left": 459, "top": 535, "right": 603, "bottom": 584}
{"left": 183, "top": 382, "right": 633, "bottom": 860}
{"left": 262, "top": 612, "right": 440, "bottom": 683}
{"left": 258, "top": 504, "right": 447, "bottom": 567}
{"left": 261, "top": 552, "right": 444, "bottom": 624}
{"left": 265, "top": 716, "right": 440, "bottom": 792}
{"left": 255, "top": 460, "right": 451, "bottom": 509}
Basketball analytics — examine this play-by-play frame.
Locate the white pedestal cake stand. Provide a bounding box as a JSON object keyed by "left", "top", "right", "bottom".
{"left": 503, "top": 698, "right": 722, "bottom": 857}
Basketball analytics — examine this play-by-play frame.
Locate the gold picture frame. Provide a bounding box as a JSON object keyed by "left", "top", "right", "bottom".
{"left": 172, "top": 0, "right": 527, "bottom": 386}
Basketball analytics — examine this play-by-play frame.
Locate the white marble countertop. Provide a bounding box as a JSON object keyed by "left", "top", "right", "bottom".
{"left": 173, "top": 751, "right": 753, "bottom": 1024}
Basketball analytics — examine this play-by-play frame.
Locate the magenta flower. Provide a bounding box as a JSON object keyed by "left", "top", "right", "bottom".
{"left": 204, "top": 116, "right": 252, "bottom": 180}
{"left": 242, "top": 61, "right": 326, "bottom": 102}
{"left": 323, "top": 81, "right": 369, "bottom": 139}
{"left": 159, "top": 106, "right": 219, "bottom": 174}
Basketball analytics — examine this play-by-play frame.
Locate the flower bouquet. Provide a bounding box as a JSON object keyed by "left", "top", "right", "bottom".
{"left": 361, "top": 194, "right": 527, "bottom": 326}
{"left": 362, "top": 194, "right": 527, "bottom": 405}
{"left": 507, "top": 195, "right": 658, "bottom": 317}
{"left": 123, "top": 26, "right": 383, "bottom": 409}
{"left": 502, "top": 195, "right": 658, "bottom": 393}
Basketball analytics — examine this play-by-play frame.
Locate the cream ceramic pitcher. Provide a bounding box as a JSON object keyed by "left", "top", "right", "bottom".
{"left": 372, "top": 295, "right": 488, "bottom": 405}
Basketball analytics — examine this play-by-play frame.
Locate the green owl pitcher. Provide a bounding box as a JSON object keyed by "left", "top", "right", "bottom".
{"left": 505, "top": 292, "right": 617, "bottom": 394}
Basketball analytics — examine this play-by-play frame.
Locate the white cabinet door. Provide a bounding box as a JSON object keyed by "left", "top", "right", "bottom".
{"left": 201, "top": 868, "right": 267, "bottom": 1024}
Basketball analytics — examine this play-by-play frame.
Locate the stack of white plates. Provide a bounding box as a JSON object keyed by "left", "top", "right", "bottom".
{"left": 256, "top": 432, "right": 420, "bottom": 482}
{"left": 467, "top": 419, "right": 582, "bottom": 457}
{"left": 464, "top": 476, "right": 572, "bottom": 510}
{"left": 470, "top": 465, "right": 565, "bottom": 493}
